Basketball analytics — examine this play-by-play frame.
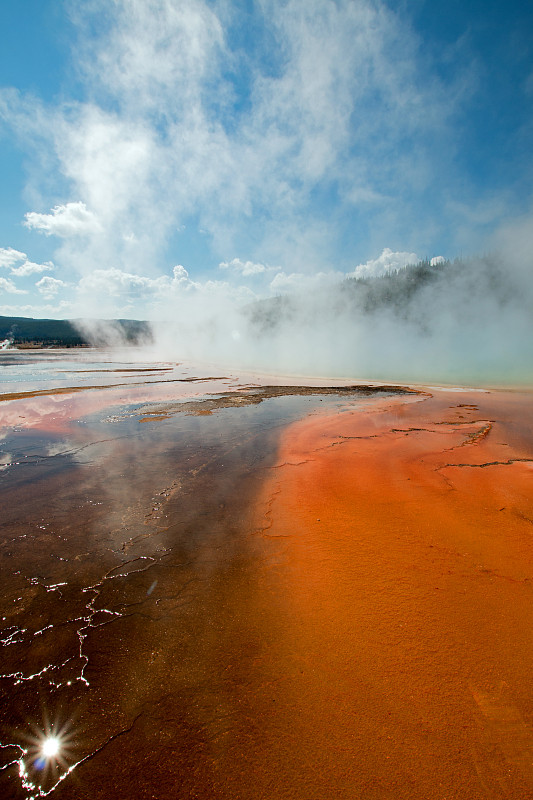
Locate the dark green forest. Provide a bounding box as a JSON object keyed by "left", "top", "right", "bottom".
{"left": 0, "top": 316, "right": 152, "bottom": 347}
{"left": 245, "top": 255, "right": 523, "bottom": 333}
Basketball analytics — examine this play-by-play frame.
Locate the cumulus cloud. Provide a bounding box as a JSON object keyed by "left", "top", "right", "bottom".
{"left": 219, "top": 258, "right": 272, "bottom": 276}
{"left": 269, "top": 269, "right": 343, "bottom": 293}
{"left": 0, "top": 247, "right": 26, "bottom": 269}
{"left": 77, "top": 268, "right": 169, "bottom": 297}
{"left": 73, "top": 265, "right": 199, "bottom": 318}
{"left": 11, "top": 260, "right": 54, "bottom": 276}
{"left": 0, "top": 277, "right": 27, "bottom": 294}
{"left": 171, "top": 264, "right": 190, "bottom": 284}
{"left": 430, "top": 256, "right": 446, "bottom": 266}
{"left": 351, "top": 248, "right": 419, "bottom": 279}
{"left": 24, "top": 202, "right": 101, "bottom": 238}
{"left": 75, "top": 264, "right": 252, "bottom": 304}
{"left": 36, "top": 276, "right": 67, "bottom": 298}
{"left": 0, "top": 300, "right": 73, "bottom": 318}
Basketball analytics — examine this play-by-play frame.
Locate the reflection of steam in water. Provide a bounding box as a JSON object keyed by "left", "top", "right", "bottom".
{"left": 0, "top": 431, "right": 13, "bottom": 471}
{"left": 0, "top": 453, "right": 13, "bottom": 471}
{"left": 0, "top": 369, "right": 387, "bottom": 797}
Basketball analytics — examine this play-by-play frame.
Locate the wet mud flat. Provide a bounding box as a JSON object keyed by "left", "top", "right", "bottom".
{"left": 0, "top": 378, "right": 405, "bottom": 799}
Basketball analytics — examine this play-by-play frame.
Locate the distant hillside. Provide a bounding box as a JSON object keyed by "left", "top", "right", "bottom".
{"left": 0, "top": 316, "right": 153, "bottom": 348}
{"left": 245, "top": 255, "right": 523, "bottom": 333}
{"left": 236, "top": 253, "right": 532, "bottom": 384}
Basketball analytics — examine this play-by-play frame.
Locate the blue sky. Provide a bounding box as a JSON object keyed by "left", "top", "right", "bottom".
{"left": 0, "top": 0, "right": 532, "bottom": 320}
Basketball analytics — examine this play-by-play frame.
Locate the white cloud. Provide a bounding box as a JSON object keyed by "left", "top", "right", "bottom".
{"left": 74, "top": 265, "right": 202, "bottom": 304}
{"left": 11, "top": 260, "right": 54, "bottom": 276}
{"left": 219, "top": 258, "right": 272, "bottom": 276}
{"left": 24, "top": 202, "right": 101, "bottom": 238}
{"left": 172, "top": 264, "right": 189, "bottom": 283}
{"left": 75, "top": 264, "right": 243, "bottom": 300}
{"left": 69, "top": 263, "right": 257, "bottom": 320}
{"left": 77, "top": 268, "right": 168, "bottom": 296}
{"left": 0, "top": 300, "right": 73, "bottom": 318}
{"left": 270, "top": 269, "right": 343, "bottom": 293}
{"left": 351, "top": 248, "right": 419, "bottom": 279}
{"left": 0, "top": 247, "right": 26, "bottom": 269}
{"left": 430, "top": 256, "right": 446, "bottom": 266}
{"left": 36, "top": 276, "right": 66, "bottom": 298}
{"left": 0, "top": 277, "right": 27, "bottom": 294}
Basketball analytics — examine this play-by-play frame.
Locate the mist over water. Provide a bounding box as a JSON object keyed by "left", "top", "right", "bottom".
{"left": 143, "top": 250, "right": 533, "bottom": 387}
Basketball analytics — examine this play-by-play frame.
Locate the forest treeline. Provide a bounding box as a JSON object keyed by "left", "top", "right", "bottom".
{"left": 0, "top": 316, "right": 152, "bottom": 347}
{"left": 245, "top": 255, "right": 523, "bottom": 333}
{"left": 1, "top": 255, "right": 526, "bottom": 348}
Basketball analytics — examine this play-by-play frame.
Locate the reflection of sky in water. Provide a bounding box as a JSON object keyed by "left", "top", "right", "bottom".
{"left": 0, "top": 350, "right": 393, "bottom": 798}
{"left": 0, "top": 350, "right": 244, "bottom": 434}
{"left": 0, "top": 348, "right": 180, "bottom": 392}
{"left": 2, "top": 354, "right": 533, "bottom": 798}
{"left": 1, "top": 393, "right": 351, "bottom": 480}
{"left": 0, "top": 349, "right": 366, "bottom": 439}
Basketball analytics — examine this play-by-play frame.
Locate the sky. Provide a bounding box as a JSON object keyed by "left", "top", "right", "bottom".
{"left": 0, "top": 0, "right": 532, "bottom": 322}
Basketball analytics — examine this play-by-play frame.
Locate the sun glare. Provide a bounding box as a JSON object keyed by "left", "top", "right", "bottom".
{"left": 41, "top": 736, "right": 60, "bottom": 759}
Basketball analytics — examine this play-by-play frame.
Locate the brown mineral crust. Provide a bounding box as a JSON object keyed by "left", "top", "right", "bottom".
{"left": 135, "top": 382, "right": 416, "bottom": 418}
{"left": 242, "top": 388, "right": 533, "bottom": 798}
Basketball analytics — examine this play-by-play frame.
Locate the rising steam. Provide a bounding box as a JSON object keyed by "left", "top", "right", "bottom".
{"left": 147, "top": 248, "right": 533, "bottom": 386}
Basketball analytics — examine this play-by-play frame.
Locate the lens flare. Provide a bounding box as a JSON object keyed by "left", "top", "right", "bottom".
{"left": 41, "top": 736, "right": 60, "bottom": 759}
{"left": 17, "top": 712, "right": 80, "bottom": 795}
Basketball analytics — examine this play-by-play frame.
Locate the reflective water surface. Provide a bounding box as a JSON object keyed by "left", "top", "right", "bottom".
{"left": 0, "top": 349, "right": 397, "bottom": 799}
{"left": 5, "top": 350, "right": 532, "bottom": 799}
